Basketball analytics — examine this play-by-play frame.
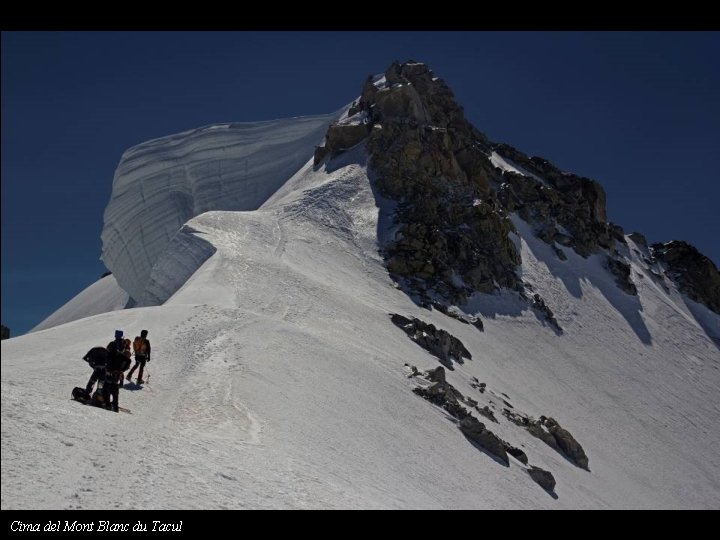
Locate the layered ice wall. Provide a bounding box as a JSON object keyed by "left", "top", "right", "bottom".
{"left": 101, "top": 113, "right": 338, "bottom": 303}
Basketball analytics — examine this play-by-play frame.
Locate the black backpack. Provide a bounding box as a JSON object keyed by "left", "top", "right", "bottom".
{"left": 72, "top": 387, "right": 91, "bottom": 402}
{"left": 83, "top": 347, "right": 109, "bottom": 369}
{"left": 106, "top": 351, "right": 131, "bottom": 372}
{"left": 119, "top": 355, "right": 131, "bottom": 372}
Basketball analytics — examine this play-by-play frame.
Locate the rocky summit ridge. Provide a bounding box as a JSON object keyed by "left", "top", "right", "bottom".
{"left": 315, "top": 60, "right": 719, "bottom": 316}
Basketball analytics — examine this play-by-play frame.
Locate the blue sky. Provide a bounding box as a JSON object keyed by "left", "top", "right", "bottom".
{"left": 2, "top": 31, "right": 719, "bottom": 336}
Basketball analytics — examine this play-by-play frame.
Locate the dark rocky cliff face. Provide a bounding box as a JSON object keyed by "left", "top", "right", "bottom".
{"left": 360, "top": 60, "right": 621, "bottom": 304}
{"left": 362, "top": 61, "right": 521, "bottom": 304}
{"left": 314, "top": 60, "right": 719, "bottom": 315}
{"left": 651, "top": 241, "right": 720, "bottom": 314}
{"left": 493, "top": 143, "right": 625, "bottom": 258}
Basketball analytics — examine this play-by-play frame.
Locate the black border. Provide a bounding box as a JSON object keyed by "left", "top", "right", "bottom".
{"left": 2, "top": 5, "right": 719, "bottom": 31}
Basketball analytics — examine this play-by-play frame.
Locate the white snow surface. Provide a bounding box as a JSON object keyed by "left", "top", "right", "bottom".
{"left": 100, "top": 113, "right": 339, "bottom": 304}
{"left": 3, "top": 147, "right": 720, "bottom": 509}
{"left": 30, "top": 274, "right": 129, "bottom": 333}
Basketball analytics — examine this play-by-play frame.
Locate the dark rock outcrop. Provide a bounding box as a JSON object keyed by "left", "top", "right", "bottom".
{"left": 325, "top": 121, "right": 371, "bottom": 154}
{"left": 651, "top": 241, "right": 720, "bottom": 314}
{"left": 313, "top": 145, "right": 329, "bottom": 166}
{"left": 359, "top": 61, "right": 521, "bottom": 304}
{"left": 505, "top": 445, "right": 529, "bottom": 465}
{"left": 494, "top": 143, "right": 626, "bottom": 258}
{"left": 552, "top": 245, "right": 568, "bottom": 261}
{"left": 526, "top": 423, "right": 563, "bottom": 453}
{"left": 411, "top": 367, "right": 512, "bottom": 466}
{"left": 391, "top": 314, "right": 471, "bottom": 366}
{"left": 329, "top": 61, "right": 698, "bottom": 335}
{"left": 606, "top": 257, "right": 638, "bottom": 295}
{"left": 477, "top": 405, "right": 498, "bottom": 424}
{"left": 315, "top": 119, "right": 371, "bottom": 166}
{"left": 542, "top": 417, "right": 589, "bottom": 470}
{"left": 502, "top": 411, "right": 589, "bottom": 471}
{"left": 425, "top": 366, "right": 446, "bottom": 383}
{"left": 347, "top": 100, "right": 362, "bottom": 117}
{"left": 314, "top": 104, "right": 373, "bottom": 166}
{"left": 412, "top": 366, "right": 469, "bottom": 420}
{"left": 404, "top": 363, "right": 420, "bottom": 378}
{"left": 360, "top": 75, "right": 378, "bottom": 107}
{"left": 459, "top": 416, "right": 509, "bottom": 465}
{"left": 531, "top": 294, "right": 562, "bottom": 332}
{"left": 528, "top": 466, "right": 556, "bottom": 492}
{"left": 629, "top": 232, "right": 647, "bottom": 247}
{"left": 1, "top": 324, "right": 9, "bottom": 340}
{"left": 430, "top": 301, "right": 483, "bottom": 330}
{"left": 502, "top": 408, "right": 529, "bottom": 426}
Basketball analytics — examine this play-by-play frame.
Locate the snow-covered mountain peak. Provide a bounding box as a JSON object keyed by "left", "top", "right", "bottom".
{"left": 4, "top": 61, "right": 719, "bottom": 509}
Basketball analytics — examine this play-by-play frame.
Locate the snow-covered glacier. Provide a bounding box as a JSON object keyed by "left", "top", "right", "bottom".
{"left": 4, "top": 144, "right": 719, "bottom": 509}
{"left": 100, "top": 112, "right": 340, "bottom": 303}
{"left": 30, "top": 273, "right": 129, "bottom": 333}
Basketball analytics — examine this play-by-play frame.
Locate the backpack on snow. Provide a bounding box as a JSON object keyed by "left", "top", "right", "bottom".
{"left": 133, "top": 336, "right": 147, "bottom": 355}
{"left": 72, "top": 386, "right": 91, "bottom": 402}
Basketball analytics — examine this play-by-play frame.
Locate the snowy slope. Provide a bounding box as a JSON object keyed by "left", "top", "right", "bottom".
{"left": 30, "top": 274, "right": 129, "bottom": 333}
{"left": 3, "top": 146, "right": 719, "bottom": 509}
{"left": 100, "top": 112, "right": 340, "bottom": 304}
